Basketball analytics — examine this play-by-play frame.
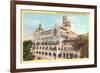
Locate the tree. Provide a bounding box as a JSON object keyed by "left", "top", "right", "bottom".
{"left": 23, "top": 40, "right": 33, "bottom": 61}
{"left": 77, "top": 33, "right": 89, "bottom": 58}
{"left": 72, "top": 33, "right": 89, "bottom": 58}
{"left": 79, "top": 34, "right": 89, "bottom": 58}
{"left": 72, "top": 39, "right": 83, "bottom": 51}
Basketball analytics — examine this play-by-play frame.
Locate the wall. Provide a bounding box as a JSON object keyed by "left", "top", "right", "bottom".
{"left": 0, "top": 0, "right": 99, "bottom": 73}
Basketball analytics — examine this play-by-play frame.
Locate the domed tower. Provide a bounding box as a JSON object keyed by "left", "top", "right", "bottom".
{"left": 61, "top": 15, "right": 71, "bottom": 31}
{"left": 62, "top": 15, "right": 71, "bottom": 27}
{"left": 36, "top": 23, "right": 44, "bottom": 32}
{"left": 63, "top": 15, "right": 67, "bottom": 25}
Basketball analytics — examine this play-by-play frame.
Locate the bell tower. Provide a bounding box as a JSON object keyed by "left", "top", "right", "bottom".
{"left": 63, "top": 15, "right": 67, "bottom": 25}
{"left": 62, "top": 15, "right": 71, "bottom": 27}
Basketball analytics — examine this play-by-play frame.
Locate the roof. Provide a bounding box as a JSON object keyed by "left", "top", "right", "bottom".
{"left": 36, "top": 23, "right": 44, "bottom": 32}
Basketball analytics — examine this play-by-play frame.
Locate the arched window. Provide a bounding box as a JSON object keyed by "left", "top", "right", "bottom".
{"left": 36, "top": 42, "right": 40, "bottom": 45}
{"left": 45, "top": 52, "right": 48, "bottom": 55}
{"left": 54, "top": 47, "right": 57, "bottom": 51}
{"left": 58, "top": 47, "right": 60, "bottom": 50}
{"left": 49, "top": 52, "right": 51, "bottom": 56}
{"left": 53, "top": 53, "right": 56, "bottom": 58}
{"left": 58, "top": 54, "right": 62, "bottom": 58}
{"left": 49, "top": 47, "right": 52, "bottom": 50}
{"left": 70, "top": 53, "right": 73, "bottom": 59}
{"left": 40, "top": 47, "right": 41, "bottom": 49}
{"left": 36, "top": 51, "right": 38, "bottom": 54}
{"left": 43, "top": 47, "right": 44, "bottom": 50}
{"left": 42, "top": 52, "right": 44, "bottom": 55}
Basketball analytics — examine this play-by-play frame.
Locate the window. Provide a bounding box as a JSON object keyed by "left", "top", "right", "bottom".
{"left": 45, "top": 52, "right": 48, "bottom": 55}
{"left": 58, "top": 54, "right": 62, "bottom": 58}
{"left": 36, "top": 51, "right": 38, "bottom": 54}
{"left": 49, "top": 52, "right": 51, "bottom": 56}
{"left": 53, "top": 53, "right": 56, "bottom": 58}
{"left": 46, "top": 46, "right": 48, "bottom": 50}
{"left": 43, "top": 47, "right": 44, "bottom": 50}
{"left": 42, "top": 52, "right": 44, "bottom": 55}
{"left": 70, "top": 53, "right": 73, "bottom": 59}
{"left": 40, "top": 47, "right": 41, "bottom": 49}
{"left": 58, "top": 47, "right": 60, "bottom": 50}
{"left": 54, "top": 47, "right": 57, "bottom": 51}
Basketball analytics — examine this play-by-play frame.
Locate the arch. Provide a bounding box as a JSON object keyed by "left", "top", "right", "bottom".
{"left": 58, "top": 54, "right": 62, "bottom": 58}
{"left": 46, "top": 46, "right": 48, "bottom": 50}
{"left": 58, "top": 47, "right": 60, "bottom": 50}
{"left": 45, "top": 52, "right": 48, "bottom": 55}
{"left": 36, "top": 51, "right": 38, "bottom": 54}
{"left": 40, "top": 46, "right": 41, "bottom": 49}
{"left": 53, "top": 53, "right": 56, "bottom": 58}
{"left": 42, "top": 51, "right": 44, "bottom": 55}
{"left": 39, "top": 51, "right": 41, "bottom": 54}
{"left": 43, "top": 47, "right": 44, "bottom": 50}
{"left": 54, "top": 47, "right": 57, "bottom": 51}
{"left": 49, "top": 52, "right": 52, "bottom": 56}
{"left": 70, "top": 53, "right": 73, "bottom": 59}
{"left": 36, "top": 42, "right": 40, "bottom": 45}
{"left": 66, "top": 53, "right": 68, "bottom": 58}
{"left": 49, "top": 47, "right": 52, "bottom": 50}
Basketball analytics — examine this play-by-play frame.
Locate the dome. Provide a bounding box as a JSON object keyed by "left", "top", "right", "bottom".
{"left": 36, "top": 23, "right": 44, "bottom": 32}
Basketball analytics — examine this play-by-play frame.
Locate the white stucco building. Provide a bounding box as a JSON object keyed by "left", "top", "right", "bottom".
{"left": 32, "top": 16, "right": 80, "bottom": 60}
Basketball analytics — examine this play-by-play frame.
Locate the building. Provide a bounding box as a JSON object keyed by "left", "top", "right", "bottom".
{"left": 32, "top": 16, "right": 80, "bottom": 60}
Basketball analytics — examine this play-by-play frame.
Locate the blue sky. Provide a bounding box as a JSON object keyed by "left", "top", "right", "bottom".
{"left": 22, "top": 11, "right": 89, "bottom": 40}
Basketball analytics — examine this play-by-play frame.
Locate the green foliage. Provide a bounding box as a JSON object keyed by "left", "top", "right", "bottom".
{"left": 23, "top": 40, "right": 33, "bottom": 61}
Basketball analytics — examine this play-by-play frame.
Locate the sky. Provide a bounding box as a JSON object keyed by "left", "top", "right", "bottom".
{"left": 22, "top": 10, "right": 89, "bottom": 40}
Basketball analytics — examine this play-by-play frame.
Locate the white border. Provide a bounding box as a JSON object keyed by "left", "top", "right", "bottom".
{"left": 16, "top": 5, "right": 95, "bottom": 69}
